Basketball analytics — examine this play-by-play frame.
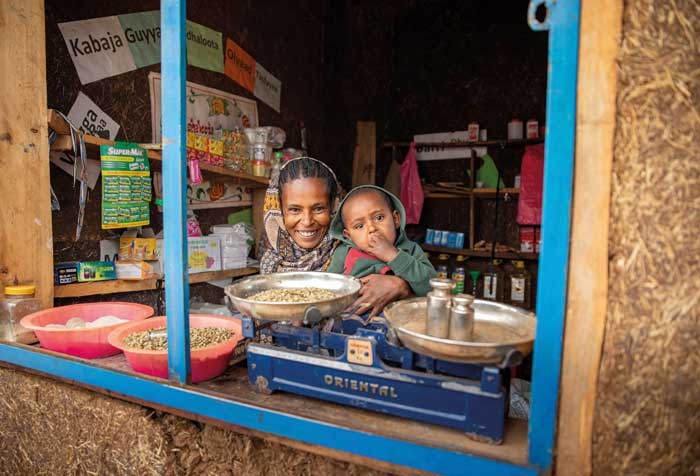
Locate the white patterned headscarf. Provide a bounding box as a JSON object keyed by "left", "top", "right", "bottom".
{"left": 258, "top": 157, "right": 339, "bottom": 274}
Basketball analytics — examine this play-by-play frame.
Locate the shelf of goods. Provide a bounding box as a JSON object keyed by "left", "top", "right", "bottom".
{"left": 383, "top": 137, "right": 541, "bottom": 251}
{"left": 54, "top": 267, "right": 259, "bottom": 298}
{"left": 47, "top": 110, "right": 269, "bottom": 189}
{"left": 422, "top": 244, "right": 539, "bottom": 262}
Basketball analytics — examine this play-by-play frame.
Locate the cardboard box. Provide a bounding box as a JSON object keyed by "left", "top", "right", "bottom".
{"left": 54, "top": 262, "right": 79, "bottom": 285}
{"left": 119, "top": 237, "right": 158, "bottom": 261}
{"left": 115, "top": 260, "right": 154, "bottom": 280}
{"left": 77, "top": 261, "right": 116, "bottom": 282}
{"left": 188, "top": 236, "right": 222, "bottom": 273}
{"left": 152, "top": 237, "right": 222, "bottom": 275}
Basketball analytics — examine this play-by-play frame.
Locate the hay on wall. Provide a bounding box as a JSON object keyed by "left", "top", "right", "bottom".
{"left": 0, "top": 368, "right": 394, "bottom": 476}
{"left": 592, "top": 0, "right": 700, "bottom": 475}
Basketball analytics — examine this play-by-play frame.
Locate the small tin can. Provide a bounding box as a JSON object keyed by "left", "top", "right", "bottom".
{"left": 449, "top": 293, "right": 475, "bottom": 341}
{"left": 479, "top": 129, "right": 488, "bottom": 141}
{"left": 467, "top": 122, "right": 479, "bottom": 142}
{"left": 436, "top": 265, "right": 449, "bottom": 279}
{"left": 425, "top": 228, "right": 435, "bottom": 245}
{"left": 426, "top": 278, "right": 454, "bottom": 338}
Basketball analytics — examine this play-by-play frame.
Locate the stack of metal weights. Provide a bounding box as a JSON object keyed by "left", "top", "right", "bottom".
{"left": 426, "top": 278, "right": 475, "bottom": 341}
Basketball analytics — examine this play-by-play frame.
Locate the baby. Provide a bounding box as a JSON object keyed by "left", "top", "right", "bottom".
{"left": 327, "top": 185, "right": 436, "bottom": 296}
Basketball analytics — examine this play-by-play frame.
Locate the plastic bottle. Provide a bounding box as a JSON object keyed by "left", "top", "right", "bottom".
{"left": 2, "top": 285, "right": 40, "bottom": 344}
{"left": 482, "top": 260, "right": 504, "bottom": 302}
{"left": 436, "top": 253, "right": 451, "bottom": 279}
{"left": 506, "top": 260, "right": 532, "bottom": 309}
{"left": 451, "top": 255, "right": 467, "bottom": 294}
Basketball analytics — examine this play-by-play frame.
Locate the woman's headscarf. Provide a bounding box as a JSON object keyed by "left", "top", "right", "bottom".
{"left": 258, "top": 157, "right": 340, "bottom": 274}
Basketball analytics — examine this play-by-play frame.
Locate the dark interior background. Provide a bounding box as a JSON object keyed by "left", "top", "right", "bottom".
{"left": 46, "top": 0, "right": 546, "bottom": 307}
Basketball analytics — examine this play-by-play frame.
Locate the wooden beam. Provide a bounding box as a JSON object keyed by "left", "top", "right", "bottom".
{"left": 351, "top": 121, "right": 376, "bottom": 187}
{"left": 0, "top": 0, "right": 53, "bottom": 307}
{"left": 556, "top": 1, "right": 623, "bottom": 474}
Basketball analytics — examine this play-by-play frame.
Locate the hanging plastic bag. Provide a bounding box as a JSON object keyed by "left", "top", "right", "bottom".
{"left": 400, "top": 142, "right": 424, "bottom": 224}
{"left": 517, "top": 144, "right": 544, "bottom": 225}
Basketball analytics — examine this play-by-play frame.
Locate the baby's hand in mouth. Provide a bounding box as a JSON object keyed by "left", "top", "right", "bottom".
{"left": 367, "top": 232, "right": 399, "bottom": 263}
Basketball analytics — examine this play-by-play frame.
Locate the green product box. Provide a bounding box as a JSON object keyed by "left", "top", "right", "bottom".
{"left": 77, "top": 261, "right": 117, "bottom": 282}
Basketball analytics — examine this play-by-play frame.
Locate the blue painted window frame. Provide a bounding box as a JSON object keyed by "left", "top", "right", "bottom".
{"left": 0, "top": 0, "right": 579, "bottom": 474}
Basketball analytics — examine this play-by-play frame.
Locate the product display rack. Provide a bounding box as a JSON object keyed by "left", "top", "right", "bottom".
{"left": 382, "top": 138, "right": 543, "bottom": 251}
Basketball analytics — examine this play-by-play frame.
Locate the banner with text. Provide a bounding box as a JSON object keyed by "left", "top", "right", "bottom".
{"left": 58, "top": 16, "right": 136, "bottom": 84}
{"left": 224, "top": 38, "right": 282, "bottom": 112}
{"left": 117, "top": 10, "right": 161, "bottom": 68}
{"left": 186, "top": 20, "right": 224, "bottom": 73}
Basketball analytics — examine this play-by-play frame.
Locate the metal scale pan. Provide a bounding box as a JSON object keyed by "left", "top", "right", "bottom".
{"left": 225, "top": 271, "right": 361, "bottom": 322}
{"left": 383, "top": 298, "right": 536, "bottom": 365}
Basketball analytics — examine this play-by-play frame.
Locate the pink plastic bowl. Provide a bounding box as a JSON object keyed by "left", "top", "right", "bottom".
{"left": 20, "top": 302, "right": 154, "bottom": 359}
{"left": 107, "top": 314, "right": 243, "bottom": 383}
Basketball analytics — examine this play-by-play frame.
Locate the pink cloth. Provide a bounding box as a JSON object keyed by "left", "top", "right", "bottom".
{"left": 517, "top": 144, "right": 545, "bottom": 225}
{"left": 400, "top": 142, "right": 424, "bottom": 224}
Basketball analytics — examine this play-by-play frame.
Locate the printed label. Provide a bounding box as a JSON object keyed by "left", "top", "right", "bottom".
{"left": 483, "top": 276, "right": 498, "bottom": 300}
{"left": 511, "top": 277, "right": 525, "bottom": 302}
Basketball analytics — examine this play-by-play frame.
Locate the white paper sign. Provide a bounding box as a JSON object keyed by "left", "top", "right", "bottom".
{"left": 58, "top": 16, "right": 137, "bottom": 84}
{"left": 67, "top": 92, "right": 121, "bottom": 140}
{"left": 413, "top": 131, "right": 486, "bottom": 161}
{"left": 148, "top": 72, "right": 259, "bottom": 142}
{"left": 49, "top": 151, "right": 102, "bottom": 190}
{"left": 253, "top": 63, "right": 282, "bottom": 113}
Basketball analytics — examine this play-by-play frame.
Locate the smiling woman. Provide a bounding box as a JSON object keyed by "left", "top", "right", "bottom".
{"left": 258, "top": 157, "right": 339, "bottom": 273}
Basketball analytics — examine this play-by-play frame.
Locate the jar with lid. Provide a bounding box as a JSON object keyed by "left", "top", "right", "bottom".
{"left": 1, "top": 285, "right": 41, "bottom": 344}
{"left": 451, "top": 255, "right": 467, "bottom": 294}
{"left": 505, "top": 260, "right": 532, "bottom": 309}
{"left": 482, "top": 260, "right": 504, "bottom": 302}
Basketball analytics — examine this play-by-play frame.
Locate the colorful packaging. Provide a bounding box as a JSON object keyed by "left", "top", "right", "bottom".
{"left": 187, "top": 236, "right": 222, "bottom": 273}
{"left": 119, "top": 237, "right": 159, "bottom": 261}
{"left": 467, "top": 122, "right": 480, "bottom": 142}
{"left": 526, "top": 119, "right": 539, "bottom": 139}
{"left": 77, "top": 261, "right": 116, "bottom": 282}
{"left": 115, "top": 260, "right": 154, "bottom": 280}
{"left": 520, "top": 226, "right": 535, "bottom": 252}
{"left": 425, "top": 228, "right": 435, "bottom": 245}
{"left": 54, "top": 262, "right": 79, "bottom": 285}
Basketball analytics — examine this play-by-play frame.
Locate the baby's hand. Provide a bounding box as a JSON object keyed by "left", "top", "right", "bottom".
{"left": 367, "top": 232, "right": 399, "bottom": 263}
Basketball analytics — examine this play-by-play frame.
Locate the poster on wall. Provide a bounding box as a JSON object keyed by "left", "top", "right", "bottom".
{"left": 101, "top": 142, "right": 151, "bottom": 229}
{"left": 67, "top": 92, "right": 121, "bottom": 140}
{"left": 58, "top": 16, "right": 137, "bottom": 84}
{"left": 148, "top": 72, "right": 258, "bottom": 143}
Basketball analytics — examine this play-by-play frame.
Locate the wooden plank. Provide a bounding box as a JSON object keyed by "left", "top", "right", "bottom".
{"left": 0, "top": 1, "right": 53, "bottom": 307}
{"left": 252, "top": 187, "right": 266, "bottom": 254}
{"left": 351, "top": 121, "right": 376, "bottom": 187}
{"left": 421, "top": 244, "right": 539, "bottom": 261}
{"left": 54, "top": 279, "right": 160, "bottom": 298}
{"left": 1, "top": 348, "right": 530, "bottom": 468}
{"left": 556, "top": 1, "right": 622, "bottom": 475}
{"left": 189, "top": 200, "right": 252, "bottom": 210}
{"left": 187, "top": 267, "right": 258, "bottom": 284}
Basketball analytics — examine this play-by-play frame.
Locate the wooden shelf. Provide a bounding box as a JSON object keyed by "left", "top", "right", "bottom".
{"left": 382, "top": 138, "right": 544, "bottom": 148}
{"left": 54, "top": 268, "right": 258, "bottom": 298}
{"left": 48, "top": 109, "right": 269, "bottom": 188}
{"left": 188, "top": 200, "right": 253, "bottom": 210}
{"left": 422, "top": 244, "right": 539, "bottom": 261}
{"left": 54, "top": 278, "right": 160, "bottom": 298}
{"left": 187, "top": 267, "right": 258, "bottom": 284}
{"left": 425, "top": 187, "right": 520, "bottom": 199}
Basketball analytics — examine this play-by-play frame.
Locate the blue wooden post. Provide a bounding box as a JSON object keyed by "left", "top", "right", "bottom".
{"left": 527, "top": 0, "right": 581, "bottom": 468}
{"left": 161, "top": 0, "right": 190, "bottom": 384}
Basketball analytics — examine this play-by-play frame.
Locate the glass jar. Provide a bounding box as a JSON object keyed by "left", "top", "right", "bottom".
{"left": 2, "top": 285, "right": 41, "bottom": 344}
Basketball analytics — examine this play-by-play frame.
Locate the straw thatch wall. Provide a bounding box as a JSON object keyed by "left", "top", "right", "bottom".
{"left": 592, "top": 0, "right": 700, "bottom": 475}
{"left": 0, "top": 367, "right": 392, "bottom": 476}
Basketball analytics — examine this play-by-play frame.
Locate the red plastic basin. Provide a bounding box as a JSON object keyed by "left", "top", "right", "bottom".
{"left": 107, "top": 314, "right": 243, "bottom": 383}
{"left": 20, "top": 302, "right": 154, "bottom": 359}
